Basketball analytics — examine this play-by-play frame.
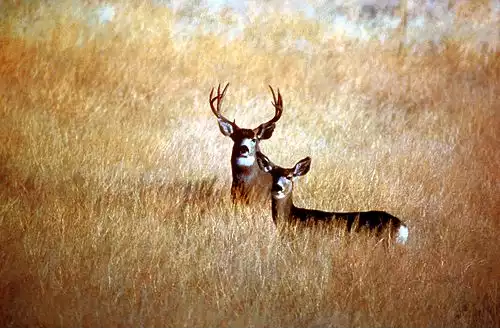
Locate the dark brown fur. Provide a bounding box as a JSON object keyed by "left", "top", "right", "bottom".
{"left": 257, "top": 152, "right": 408, "bottom": 243}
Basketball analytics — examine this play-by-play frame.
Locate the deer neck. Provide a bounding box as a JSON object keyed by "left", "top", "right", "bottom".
{"left": 231, "top": 159, "right": 260, "bottom": 184}
{"left": 230, "top": 157, "right": 269, "bottom": 204}
{"left": 230, "top": 141, "right": 263, "bottom": 188}
{"left": 271, "top": 193, "right": 294, "bottom": 225}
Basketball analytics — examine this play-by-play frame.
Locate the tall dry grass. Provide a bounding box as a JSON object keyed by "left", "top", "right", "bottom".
{"left": 0, "top": 1, "right": 499, "bottom": 327}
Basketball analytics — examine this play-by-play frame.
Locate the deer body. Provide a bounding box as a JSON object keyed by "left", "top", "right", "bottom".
{"left": 257, "top": 152, "right": 409, "bottom": 244}
{"left": 210, "top": 84, "right": 283, "bottom": 204}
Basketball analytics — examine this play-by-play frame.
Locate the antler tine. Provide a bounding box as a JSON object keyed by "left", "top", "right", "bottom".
{"left": 266, "top": 85, "right": 283, "bottom": 125}
{"left": 209, "top": 83, "right": 232, "bottom": 123}
{"left": 269, "top": 85, "right": 277, "bottom": 105}
{"left": 219, "top": 83, "right": 229, "bottom": 111}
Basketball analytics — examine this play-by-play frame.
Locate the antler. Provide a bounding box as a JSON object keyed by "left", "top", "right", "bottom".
{"left": 264, "top": 85, "right": 283, "bottom": 126}
{"left": 209, "top": 83, "right": 234, "bottom": 125}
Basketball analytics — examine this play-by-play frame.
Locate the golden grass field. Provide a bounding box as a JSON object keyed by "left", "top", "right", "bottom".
{"left": 0, "top": 1, "right": 499, "bottom": 327}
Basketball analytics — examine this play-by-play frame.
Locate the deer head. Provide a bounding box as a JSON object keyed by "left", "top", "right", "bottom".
{"left": 256, "top": 151, "right": 311, "bottom": 200}
{"left": 210, "top": 83, "right": 283, "bottom": 168}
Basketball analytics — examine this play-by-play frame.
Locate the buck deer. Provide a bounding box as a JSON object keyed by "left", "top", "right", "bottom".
{"left": 210, "top": 84, "right": 283, "bottom": 204}
{"left": 256, "top": 152, "right": 409, "bottom": 244}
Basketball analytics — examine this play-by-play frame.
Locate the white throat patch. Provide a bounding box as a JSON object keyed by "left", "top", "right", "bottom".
{"left": 236, "top": 155, "right": 255, "bottom": 166}
{"left": 272, "top": 190, "right": 287, "bottom": 199}
{"left": 235, "top": 138, "right": 256, "bottom": 167}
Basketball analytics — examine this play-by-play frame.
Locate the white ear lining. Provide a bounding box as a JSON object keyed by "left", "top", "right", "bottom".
{"left": 218, "top": 119, "right": 234, "bottom": 136}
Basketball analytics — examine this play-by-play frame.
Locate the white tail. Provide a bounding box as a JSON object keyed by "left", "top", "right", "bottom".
{"left": 256, "top": 152, "right": 409, "bottom": 245}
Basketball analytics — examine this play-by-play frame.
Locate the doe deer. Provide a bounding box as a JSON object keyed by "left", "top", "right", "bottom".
{"left": 256, "top": 152, "right": 409, "bottom": 244}
{"left": 210, "top": 84, "right": 283, "bottom": 204}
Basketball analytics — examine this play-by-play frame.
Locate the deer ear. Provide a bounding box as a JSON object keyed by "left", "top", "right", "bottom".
{"left": 256, "top": 152, "right": 274, "bottom": 173}
{"left": 293, "top": 157, "right": 311, "bottom": 177}
{"left": 217, "top": 119, "right": 235, "bottom": 137}
{"left": 254, "top": 123, "right": 276, "bottom": 140}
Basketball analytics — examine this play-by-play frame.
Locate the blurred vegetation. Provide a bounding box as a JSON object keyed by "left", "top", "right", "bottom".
{"left": 0, "top": 0, "right": 498, "bottom": 327}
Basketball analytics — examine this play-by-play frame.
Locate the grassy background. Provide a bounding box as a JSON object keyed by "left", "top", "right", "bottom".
{"left": 0, "top": 0, "right": 499, "bottom": 326}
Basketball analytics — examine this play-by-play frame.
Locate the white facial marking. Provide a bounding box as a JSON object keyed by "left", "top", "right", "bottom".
{"left": 235, "top": 138, "right": 256, "bottom": 167}
{"left": 396, "top": 225, "right": 409, "bottom": 244}
{"left": 239, "top": 138, "right": 255, "bottom": 153}
{"left": 271, "top": 176, "right": 291, "bottom": 199}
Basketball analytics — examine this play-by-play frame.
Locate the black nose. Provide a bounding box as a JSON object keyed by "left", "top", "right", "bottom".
{"left": 238, "top": 145, "right": 249, "bottom": 154}
{"left": 272, "top": 184, "right": 283, "bottom": 192}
